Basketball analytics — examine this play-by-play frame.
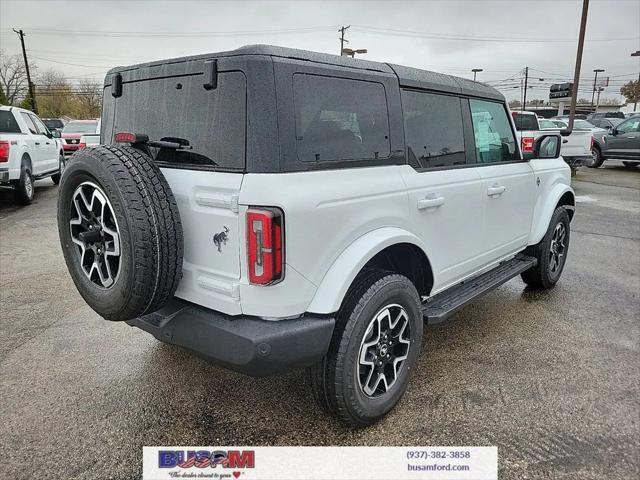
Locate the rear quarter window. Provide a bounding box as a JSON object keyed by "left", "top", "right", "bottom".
{"left": 293, "top": 74, "right": 390, "bottom": 163}
{"left": 513, "top": 114, "right": 538, "bottom": 131}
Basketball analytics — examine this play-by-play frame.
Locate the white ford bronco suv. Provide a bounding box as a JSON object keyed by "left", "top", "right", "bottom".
{"left": 57, "top": 46, "right": 574, "bottom": 426}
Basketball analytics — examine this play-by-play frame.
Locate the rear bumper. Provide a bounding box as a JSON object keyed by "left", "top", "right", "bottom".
{"left": 0, "top": 169, "right": 8, "bottom": 182}
{"left": 127, "top": 299, "right": 335, "bottom": 377}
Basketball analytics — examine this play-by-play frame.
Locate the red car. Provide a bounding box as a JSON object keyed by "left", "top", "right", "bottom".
{"left": 62, "top": 120, "right": 98, "bottom": 155}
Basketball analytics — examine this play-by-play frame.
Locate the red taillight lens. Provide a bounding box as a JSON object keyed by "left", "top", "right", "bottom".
{"left": 114, "top": 132, "right": 148, "bottom": 144}
{"left": 78, "top": 143, "right": 86, "bottom": 149}
{"left": 521, "top": 137, "right": 534, "bottom": 153}
{"left": 0, "top": 140, "right": 9, "bottom": 162}
{"left": 247, "top": 207, "right": 284, "bottom": 285}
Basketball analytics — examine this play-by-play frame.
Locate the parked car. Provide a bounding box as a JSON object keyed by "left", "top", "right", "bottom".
{"left": 588, "top": 117, "right": 624, "bottom": 132}
{"left": 624, "top": 112, "right": 640, "bottom": 118}
{"left": 61, "top": 119, "right": 99, "bottom": 156}
{"left": 0, "top": 106, "right": 65, "bottom": 204}
{"left": 588, "top": 116, "right": 640, "bottom": 168}
{"left": 553, "top": 114, "right": 587, "bottom": 121}
{"left": 78, "top": 133, "right": 100, "bottom": 149}
{"left": 513, "top": 110, "right": 592, "bottom": 173}
{"left": 41, "top": 118, "right": 65, "bottom": 133}
{"left": 587, "top": 111, "right": 626, "bottom": 120}
{"left": 56, "top": 45, "right": 574, "bottom": 426}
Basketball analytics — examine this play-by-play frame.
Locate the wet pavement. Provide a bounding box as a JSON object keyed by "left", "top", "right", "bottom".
{"left": 1, "top": 162, "right": 638, "bottom": 479}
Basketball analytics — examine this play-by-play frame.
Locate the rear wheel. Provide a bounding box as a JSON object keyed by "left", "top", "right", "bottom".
{"left": 57, "top": 145, "right": 183, "bottom": 321}
{"left": 14, "top": 165, "right": 34, "bottom": 205}
{"left": 521, "top": 207, "right": 571, "bottom": 289}
{"left": 588, "top": 146, "right": 604, "bottom": 168}
{"left": 306, "top": 269, "right": 423, "bottom": 426}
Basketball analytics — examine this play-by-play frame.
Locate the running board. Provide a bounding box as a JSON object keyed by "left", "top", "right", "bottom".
{"left": 422, "top": 254, "right": 537, "bottom": 325}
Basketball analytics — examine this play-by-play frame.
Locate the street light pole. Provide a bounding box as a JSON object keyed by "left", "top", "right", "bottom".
{"left": 591, "top": 68, "right": 604, "bottom": 113}
{"left": 472, "top": 68, "right": 483, "bottom": 82}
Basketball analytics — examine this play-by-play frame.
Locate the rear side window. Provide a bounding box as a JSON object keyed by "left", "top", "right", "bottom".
{"left": 0, "top": 111, "right": 21, "bottom": 133}
{"left": 110, "top": 71, "right": 246, "bottom": 171}
{"left": 401, "top": 90, "right": 466, "bottom": 168}
{"left": 513, "top": 113, "right": 538, "bottom": 131}
{"left": 293, "top": 74, "right": 390, "bottom": 163}
{"left": 470, "top": 99, "right": 519, "bottom": 163}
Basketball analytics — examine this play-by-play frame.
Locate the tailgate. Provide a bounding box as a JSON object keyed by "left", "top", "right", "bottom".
{"left": 560, "top": 130, "right": 592, "bottom": 157}
{"left": 162, "top": 168, "right": 244, "bottom": 315}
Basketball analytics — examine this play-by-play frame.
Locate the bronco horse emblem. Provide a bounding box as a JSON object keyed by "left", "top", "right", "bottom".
{"left": 213, "top": 226, "right": 229, "bottom": 252}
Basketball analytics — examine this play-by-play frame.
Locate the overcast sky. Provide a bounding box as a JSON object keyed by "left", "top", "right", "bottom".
{"left": 1, "top": 0, "right": 639, "bottom": 103}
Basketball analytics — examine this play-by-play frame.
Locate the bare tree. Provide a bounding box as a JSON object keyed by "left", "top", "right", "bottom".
{"left": 73, "top": 79, "right": 102, "bottom": 118}
{"left": 0, "top": 50, "right": 31, "bottom": 105}
{"left": 35, "top": 69, "right": 72, "bottom": 117}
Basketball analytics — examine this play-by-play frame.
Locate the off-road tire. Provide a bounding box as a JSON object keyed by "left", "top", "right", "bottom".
{"left": 57, "top": 145, "right": 183, "bottom": 321}
{"left": 588, "top": 146, "right": 604, "bottom": 168}
{"left": 51, "top": 154, "right": 65, "bottom": 185}
{"left": 521, "top": 207, "right": 571, "bottom": 289}
{"left": 306, "top": 269, "right": 423, "bottom": 426}
{"left": 14, "top": 164, "right": 34, "bottom": 205}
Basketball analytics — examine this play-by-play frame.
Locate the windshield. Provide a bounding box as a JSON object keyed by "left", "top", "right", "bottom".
{"left": 104, "top": 71, "right": 246, "bottom": 171}
{"left": 63, "top": 121, "right": 98, "bottom": 134}
{"left": 538, "top": 119, "right": 557, "bottom": 129}
{"left": 608, "top": 118, "right": 624, "bottom": 127}
{"left": 43, "top": 119, "right": 64, "bottom": 129}
{"left": 573, "top": 120, "right": 594, "bottom": 129}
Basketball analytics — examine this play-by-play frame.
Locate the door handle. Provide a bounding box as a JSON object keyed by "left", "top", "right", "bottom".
{"left": 487, "top": 185, "right": 506, "bottom": 196}
{"left": 35, "top": 142, "right": 40, "bottom": 145}
{"left": 45, "top": 142, "right": 50, "bottom": 145}
{"left": 417, "top": 195, "right": 445, "bottom": 210}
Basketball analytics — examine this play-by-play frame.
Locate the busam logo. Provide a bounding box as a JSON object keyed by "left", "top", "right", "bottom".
{"left": 159, "top": 450, "right": 255, "bottom": 470}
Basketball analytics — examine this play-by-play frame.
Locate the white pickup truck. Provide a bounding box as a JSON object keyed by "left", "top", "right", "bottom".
{"left": 0, "top": 106, "right": 65, "bottom": 204}
{"left": 512, "top": 111, "right": 593, "bottom": 174}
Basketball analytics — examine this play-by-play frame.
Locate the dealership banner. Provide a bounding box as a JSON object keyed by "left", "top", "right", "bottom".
{"left": 143, "top": 446, "right": 498, "bottom": 480}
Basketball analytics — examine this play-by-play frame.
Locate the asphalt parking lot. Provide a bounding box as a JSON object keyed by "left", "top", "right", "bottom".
{"left": 1, "top": 162, "right": 638, "bottom": 480}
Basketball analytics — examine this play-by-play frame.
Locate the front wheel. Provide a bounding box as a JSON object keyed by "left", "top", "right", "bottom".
{"left": 521, "top": 207, "right": 571, "bottom": 289}
{"left": 51, "top": 154, "right": 65, "bottom": 185}
{"left": 306, "top": 269, "right": 423, "bottom": 426}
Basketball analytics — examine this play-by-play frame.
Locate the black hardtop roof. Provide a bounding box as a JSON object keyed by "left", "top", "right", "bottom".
{"left": 106, "top": 44, "right": 504, "bottom": 101}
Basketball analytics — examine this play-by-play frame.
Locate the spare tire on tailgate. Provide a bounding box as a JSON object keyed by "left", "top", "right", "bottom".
{"left": 57, "top": 145, "right": 183, "bottom": 321}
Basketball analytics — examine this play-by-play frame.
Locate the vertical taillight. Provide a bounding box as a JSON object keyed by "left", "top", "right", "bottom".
{"left": 521, "top": 137, "right": 534, "bottom": 153}
{"left": 247, "top": 207, "right": 284, "bottom": 285}
{"left": 0, "top": 140, "right": 9, "bottom": 163}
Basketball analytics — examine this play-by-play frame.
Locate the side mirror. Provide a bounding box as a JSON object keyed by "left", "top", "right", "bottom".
{"left": 611, "top": 128, "right": 619, "bottom": 136}
{"left": 51, "top": 130, "right": 61, "bottom": 138}
{"left": 533, "top": 134, "right": 561, "bottom": 159}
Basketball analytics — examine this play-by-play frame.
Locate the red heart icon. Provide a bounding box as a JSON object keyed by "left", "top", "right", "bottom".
{"left": 233, "top": 472, "right": 241, "bottom": 479}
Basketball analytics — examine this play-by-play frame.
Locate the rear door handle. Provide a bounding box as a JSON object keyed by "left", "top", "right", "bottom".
{"left": 487, "top": 185, "right": 506, "bottom": 196}
{"left": 35, "top": 142, "right": 40, "bottom": 145}
{"left": 417, "top": 195, "right": 445, "bottom": 210}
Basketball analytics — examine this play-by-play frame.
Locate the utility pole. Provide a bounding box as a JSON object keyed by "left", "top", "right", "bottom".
{"left": 591, "top": 69, "right": 604, "bottom": 113}
{"left": 522, "top": 67, "right": 529, "bottom": 112}
{"left": 567, "top": 0, "right": 589, "bottom": 132}
{"left": 631, "top": 51, "right": 640, "bottom": 112}
{"left": 13, "top": 29, "right": 37, "bottom": 113}
{"left": 339, "top": 25, "right": 350, "bottom": 56}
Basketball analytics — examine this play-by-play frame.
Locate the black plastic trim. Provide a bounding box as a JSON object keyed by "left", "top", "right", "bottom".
{"left": 127, "top": 298, "right": 335, "bottom": 377}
